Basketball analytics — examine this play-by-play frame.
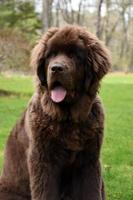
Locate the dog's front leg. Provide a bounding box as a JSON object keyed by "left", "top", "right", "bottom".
{"left": 28, "top": 144, "right": 60, "bottom": 200}
{"left": 71, "top": 160, "right": 104, "bottom": 200}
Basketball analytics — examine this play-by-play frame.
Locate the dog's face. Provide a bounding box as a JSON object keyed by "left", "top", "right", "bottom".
{"left": 44, "top": 39, "right": 88, "bottom": 103}
{"left": 31, "top": 25, "right": 111, "bottom": 104}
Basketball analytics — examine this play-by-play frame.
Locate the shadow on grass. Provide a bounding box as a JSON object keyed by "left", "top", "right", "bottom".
{"left": 0, "top": 89, "right": 31, "bottom": 97}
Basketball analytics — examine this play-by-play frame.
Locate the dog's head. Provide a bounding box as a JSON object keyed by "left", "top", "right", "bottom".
{"left": 31, "top": 25, "right": 111, "bottom": 104}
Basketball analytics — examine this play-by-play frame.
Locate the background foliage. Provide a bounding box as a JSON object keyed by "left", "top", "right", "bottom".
{"left": 0, "top": 0, "right": 133, "bottom": 72}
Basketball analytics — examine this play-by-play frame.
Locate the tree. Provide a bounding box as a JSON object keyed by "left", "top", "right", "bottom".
{"left": 96, "top": 0, "right": 103, "bottom": 39}
{"left": 58, "top": 0, "right": 88, "bottom": 25}
{"left": 0, "top": 0, "right": 41, "bottom": 37}
{"left": 42, "top": 0, "right": 53, "bottom": 32}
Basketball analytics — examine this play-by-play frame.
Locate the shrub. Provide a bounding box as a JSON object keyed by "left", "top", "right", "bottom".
{"left": 0, "top": 29, "right": 32, "bottom": 73}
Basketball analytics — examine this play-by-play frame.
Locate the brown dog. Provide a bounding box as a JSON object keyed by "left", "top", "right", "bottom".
{"left": 0, "top": 25, "right": 111, "bottom": 200}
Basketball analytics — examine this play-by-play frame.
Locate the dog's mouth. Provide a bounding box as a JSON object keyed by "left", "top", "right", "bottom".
{"left": 50, "top": 81, "right": 67, "bottom": 103}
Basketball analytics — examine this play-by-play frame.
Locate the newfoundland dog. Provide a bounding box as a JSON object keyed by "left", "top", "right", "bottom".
{"left": 0, "top": 25, "right": 111, "bottom": 200}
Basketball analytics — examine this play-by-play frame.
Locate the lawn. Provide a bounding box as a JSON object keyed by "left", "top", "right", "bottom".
{"left": 0, "top": 73, "right": 133, "bottom": 200}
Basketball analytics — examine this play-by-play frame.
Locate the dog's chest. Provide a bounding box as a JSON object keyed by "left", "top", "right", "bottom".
{"left": 47, "top": 121, "right": 94, "bottom": 151}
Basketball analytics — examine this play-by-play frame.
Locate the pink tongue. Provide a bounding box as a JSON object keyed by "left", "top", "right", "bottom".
{"left": 51, "top": 86, "right": 67, "bottom": 103}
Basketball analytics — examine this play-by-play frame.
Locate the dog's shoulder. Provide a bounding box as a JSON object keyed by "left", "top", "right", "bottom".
{"left": 87, "top": 96, "right": 105, "bottom": 129}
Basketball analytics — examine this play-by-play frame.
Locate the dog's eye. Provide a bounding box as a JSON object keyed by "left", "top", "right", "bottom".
{"left": 68, "top": 53, "right": 74, "bottom": 59}
{"left": 67, "top": 46, "right": 86, "bottom": 61}
{"left": 75, "top": 52, "right": 84, "bottom": 63}
{"left": 46, "top": 51, "right": 58, "bottom": 59}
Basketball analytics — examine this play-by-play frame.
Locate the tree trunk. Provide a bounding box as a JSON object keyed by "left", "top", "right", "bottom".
{"left": 55, "top": 1, "right": 60, "bottom": 27}
{"left": 96, "top": 0, "right": 103, "bottom": 39}
{"left": 42, "top": 0, "right": 53, "bottom": 33}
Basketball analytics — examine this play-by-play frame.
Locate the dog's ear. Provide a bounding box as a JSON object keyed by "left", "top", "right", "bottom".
{"left": 79, "top": 29, "right": 111, "bottom": 96}
{"left": 86, "top": 41, "right": 111, "bottom": 96}
{"left": 30, "top": 27, "right": 58, "bottom": 86}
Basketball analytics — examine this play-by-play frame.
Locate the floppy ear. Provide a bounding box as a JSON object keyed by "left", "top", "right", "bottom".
{"left": 86, "top": 41, "right": 111, "bottom": 96}
{"left": 79, "top": 30, "right": 111, "bottom": 97}
{"left": 88, "top": 42, "right": 111, "bottom": 79}
{"left": 30, "top": 27, "right": 58, "bottom": 86}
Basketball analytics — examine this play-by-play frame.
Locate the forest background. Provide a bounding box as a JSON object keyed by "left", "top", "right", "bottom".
{"left": 0, "top": 0, "right": 133, "bottom": 73}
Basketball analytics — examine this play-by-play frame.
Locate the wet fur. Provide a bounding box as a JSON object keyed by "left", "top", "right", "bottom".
{"left": 0, "top": 25, "right": 111, "bottom": 200}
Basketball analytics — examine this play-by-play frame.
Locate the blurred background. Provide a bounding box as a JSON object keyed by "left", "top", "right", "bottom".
{"left": 0, "top": 0, "right": 133, "bottom": 73}
{"left": 0, "top": 1, "right": 133, "bottom": 200}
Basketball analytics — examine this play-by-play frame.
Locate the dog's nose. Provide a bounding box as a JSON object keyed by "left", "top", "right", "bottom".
{"left": 51, "top": 64, "right": 64, "bottom": 73}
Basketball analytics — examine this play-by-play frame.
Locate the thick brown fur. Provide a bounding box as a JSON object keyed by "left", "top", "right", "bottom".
{"left": 0, "top": 25, "right": 111, "bottom": 200}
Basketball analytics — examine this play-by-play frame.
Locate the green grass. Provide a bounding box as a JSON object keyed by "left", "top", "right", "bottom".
{"left": 0, "top": 75, "right": 33, "bottom": 169}
{"left": 101, "top": 74, "right": 133, "bottom": 200}
{"left": 0, "top": 73, "right": 133, "bottom": 200}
